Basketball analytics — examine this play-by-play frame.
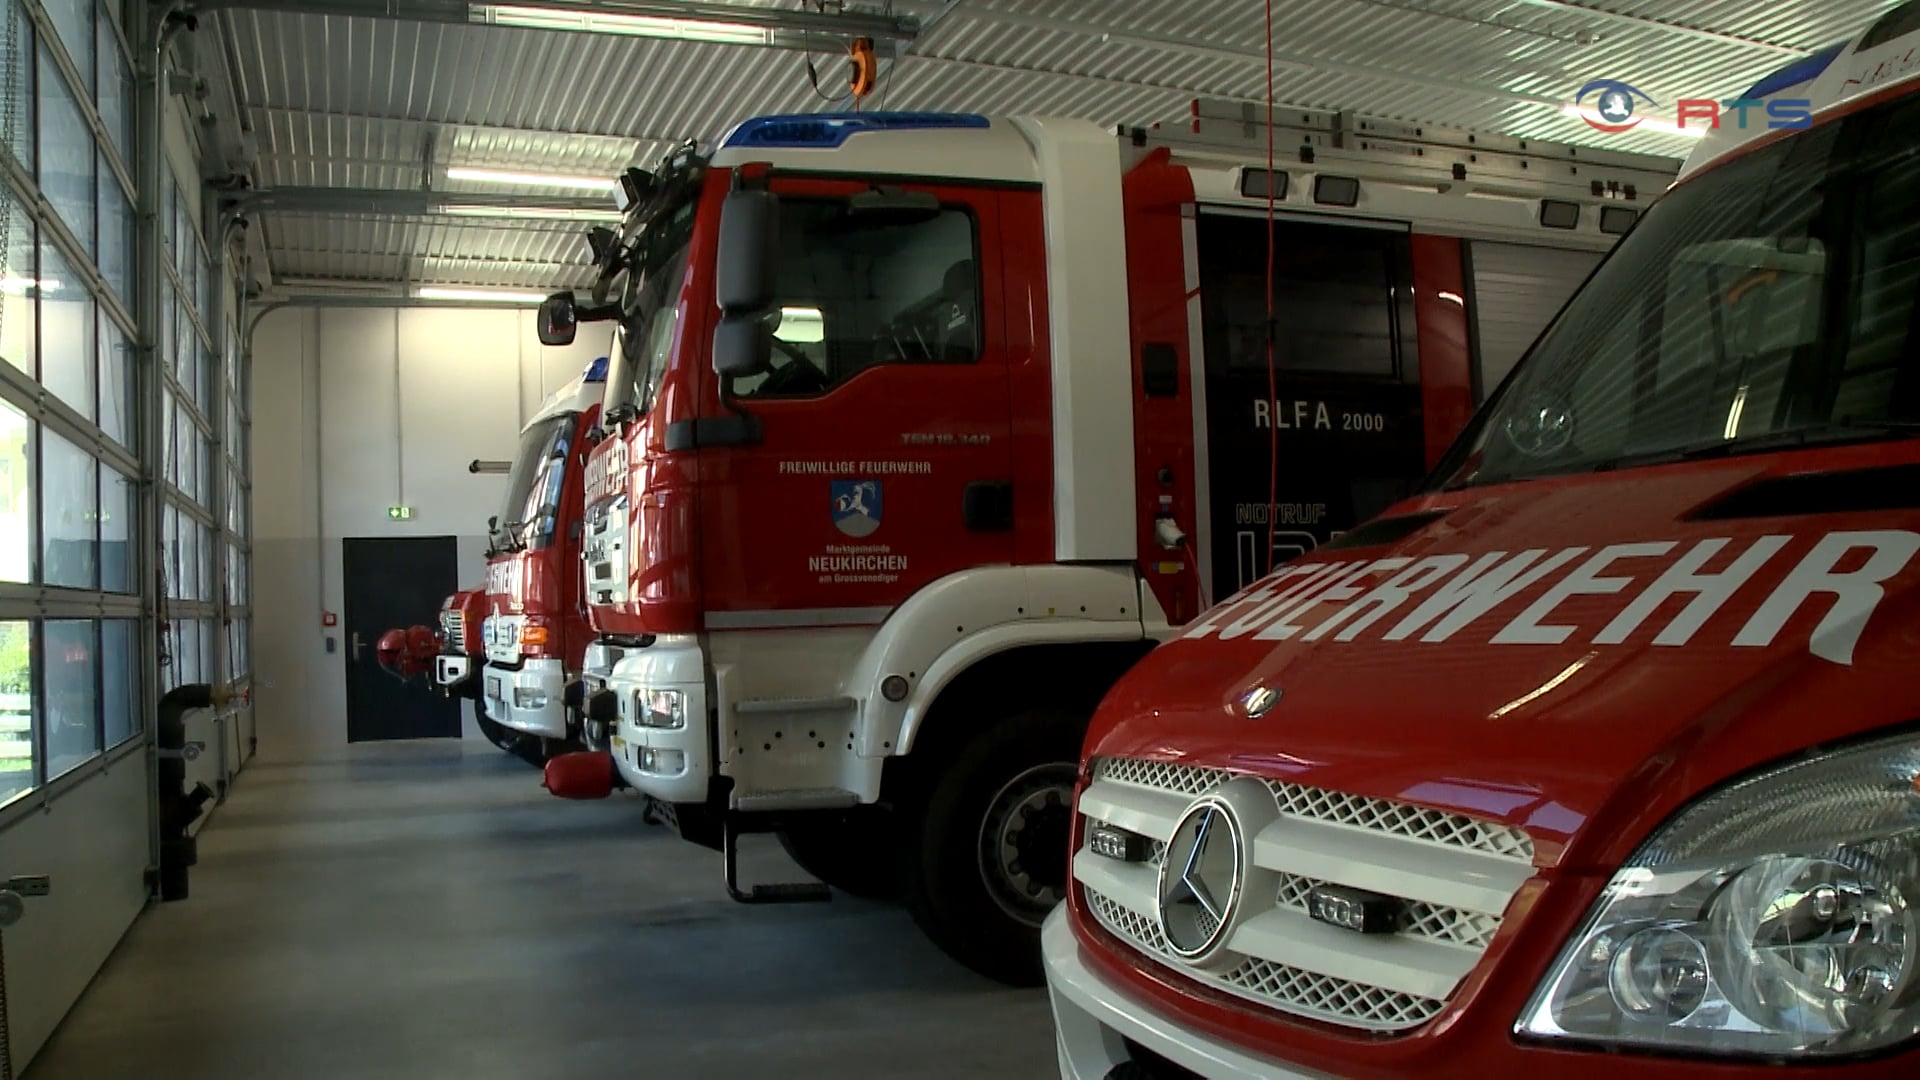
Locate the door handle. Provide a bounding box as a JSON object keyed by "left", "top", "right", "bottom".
{"left": 350, "top": 632, "right": 364, "bottom": 659}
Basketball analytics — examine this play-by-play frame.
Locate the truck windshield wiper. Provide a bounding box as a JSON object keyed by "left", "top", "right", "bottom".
{"left": 1600, "top": 419, "right": 1920, "bottom": 471}
{"left": 498, "top": 520, "right": 530, "bottom": 552}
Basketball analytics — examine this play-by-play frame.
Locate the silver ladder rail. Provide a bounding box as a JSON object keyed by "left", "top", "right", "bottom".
{"left": 1123, "top": 97, "right": 1684, "bottom": 206}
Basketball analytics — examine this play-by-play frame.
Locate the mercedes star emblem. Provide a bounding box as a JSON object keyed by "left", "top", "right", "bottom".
{"left": 1157, "top": 798, "right": 1245, "bottom": 960}
{"left": 1240, "top": 684, "right": 1280, "bottom": 719}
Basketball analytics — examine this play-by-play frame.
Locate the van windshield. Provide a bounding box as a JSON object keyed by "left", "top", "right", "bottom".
{"left": 1435, "top": 89, "right": 1920, "bottom": 491}
{"left": 492, "top": 413, "right": 575, "bottom": 553}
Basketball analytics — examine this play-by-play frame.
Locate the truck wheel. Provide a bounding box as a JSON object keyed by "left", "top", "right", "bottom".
{"left": 777, "top": 813, "right": 900, "bottom": 902}
{"left": 474, "top": 700, "right": 548, "bottom": 768}
{"left": 899, "top": 707, "right": 1082, "bottom": 987}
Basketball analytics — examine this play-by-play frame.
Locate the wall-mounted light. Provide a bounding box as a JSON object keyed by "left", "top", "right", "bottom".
{"left": 1539, "top": 199, "right": 1582, "bottom": 230}
{"left": 1313, "top": 175, "right": 1361, "bottom": 207}
{"left": 469, "top": 5, "right": 771, "bottom": 45}
{"left": 416, "top": 286, "right": 548, "bottom": 304}
{"left": 1599, "top": 205, "right": 1640, "bottom": 235}
{"left": 445, "top": 166, "right": 618, "bottom": 192}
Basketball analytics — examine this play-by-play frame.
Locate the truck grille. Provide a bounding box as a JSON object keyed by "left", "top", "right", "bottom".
{"left": 440, "top": 611, "right": 466, "bottom": 653}
{"left": 1075, "top": 757, "right": 1535, "bottom": 1034}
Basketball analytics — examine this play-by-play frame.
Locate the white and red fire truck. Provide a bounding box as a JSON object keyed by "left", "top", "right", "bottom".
{"left": 1044, "top": 5, "right": 1920, "bottom": 1077}
{"left": 385, "top": 358, "right": 612, "bottom": 766}
{"left": 535, "top": 97, "right": 1679, "bottom": 984}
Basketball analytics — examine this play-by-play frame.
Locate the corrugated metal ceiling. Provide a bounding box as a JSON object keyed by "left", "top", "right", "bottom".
{"left": 212, "top": 0, "right": 1908, "bottom": 293}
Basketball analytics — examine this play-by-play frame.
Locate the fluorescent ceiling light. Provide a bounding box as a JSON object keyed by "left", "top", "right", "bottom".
{"left": 442, "top": 204, "right": 624, "bottom": 223}
{"left": 446, "top": 166, "right": 618, "bottom": 192}
{"left": 471, "top": 5, "right": 771, "bottom": 45}
{"left": 1560, "top": 104, "right": 1709, "bottom": 139}
{"left": 416, "top": 286, "right": 549, "bottom": 304}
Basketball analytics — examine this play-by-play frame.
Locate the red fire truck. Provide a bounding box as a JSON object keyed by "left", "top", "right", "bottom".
{"left": 1044, "top": 7, "right": 1920, "bottom": 1077}
{"left": 385, "top": 359, "right": 611, "bottom": 766}
{"left": 536, "top": 100, "right": 1678, "bottom": 984}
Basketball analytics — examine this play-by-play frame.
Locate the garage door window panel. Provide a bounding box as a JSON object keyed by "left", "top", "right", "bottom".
{"left": 43, "top": 618, "right": 97, "bottom": 780}
{"left": 41, "top": 427, "right": 97, "bottom": 590}
{"left": 0, "top": 618, "right": 31, "bottom": 805}
{"left": 36, "top": 43, "right": 94, "bottom": 258}
{"left": 39, "top": 236, "right": 95, "bottom": 421}
{"left": 0, "top": 400, "right": 31, "bottom": 584}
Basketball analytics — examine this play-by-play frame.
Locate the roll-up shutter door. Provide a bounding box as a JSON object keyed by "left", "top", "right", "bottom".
{"left": 1468, "top": 241, "right": 1605, "bottom": 401}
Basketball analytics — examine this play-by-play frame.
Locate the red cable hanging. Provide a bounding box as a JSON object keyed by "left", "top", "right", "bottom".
{"left": 1263, "top": 0, "right": 1280, "bottom": 579}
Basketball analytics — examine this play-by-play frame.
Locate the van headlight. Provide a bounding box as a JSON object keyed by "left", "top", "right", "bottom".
{"left": 1517, "top": 733, "right": 1920, "bottom": 1057}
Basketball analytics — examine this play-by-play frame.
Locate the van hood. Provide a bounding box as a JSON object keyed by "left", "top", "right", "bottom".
{"left": 1092, "top": 450, "right": 1920, "bottom": 869}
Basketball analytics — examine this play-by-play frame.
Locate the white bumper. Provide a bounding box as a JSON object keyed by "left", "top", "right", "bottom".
{"left": 1042, "top": 907, "right": 1325, "bottom": 1080}
{"left": 604, "top": 636, "right": 708, "bottom": 803}
{"left": 480, "top": 657, "right": 569, "bottom": 739}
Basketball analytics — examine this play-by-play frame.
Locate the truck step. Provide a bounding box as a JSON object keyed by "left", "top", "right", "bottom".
{"left": 722, "top": 814, "right": 834, "bottom": 905}
{"left": 732, "top": 787, "right": 860, "bottom": 813}
{"left": 741, "top": 881, "right": 833, "bottom": 904}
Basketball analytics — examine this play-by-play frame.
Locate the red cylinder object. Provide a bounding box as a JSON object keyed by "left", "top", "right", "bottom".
{"left": 542, "top": 751, "right": 615, "bottom": 800}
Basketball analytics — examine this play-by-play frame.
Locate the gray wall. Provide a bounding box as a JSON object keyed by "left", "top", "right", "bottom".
{"left": 250, "top": 306, "right": 608, "bottom": 761}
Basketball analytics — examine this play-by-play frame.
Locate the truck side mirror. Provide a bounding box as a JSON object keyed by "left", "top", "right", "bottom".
{"left": 712, "top": 312, "right": 772, "bottom": 379}
{"left": 716, "top": 190, "right": 780, "bottom": 314}
{"left": 537, "top": 292, "right": 578, "bottom": 346}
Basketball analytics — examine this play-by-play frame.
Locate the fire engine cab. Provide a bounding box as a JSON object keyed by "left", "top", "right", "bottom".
{"left": 538, "top": 98, "right": 1678, "bottom": 985}
{"left": 1045, "top": 5, "right": 1920, "bottom": 1077}
{"left": 456, "top": 357, "right": 611, "bottom": 763}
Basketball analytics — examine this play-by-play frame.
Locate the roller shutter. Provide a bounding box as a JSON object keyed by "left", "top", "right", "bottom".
{"left": 1468, "top": 241, "right": 1605, "bottom": 400}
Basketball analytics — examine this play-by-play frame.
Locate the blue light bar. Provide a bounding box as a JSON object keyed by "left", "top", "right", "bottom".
{"left": 721, "top": 112, "right": 991, "bottom": 150}
{"left": 584, "top": 356, "right": 609, "bottom": 383}
{"left": 1741, "top": 41, "right": 1847, "bottom": 100}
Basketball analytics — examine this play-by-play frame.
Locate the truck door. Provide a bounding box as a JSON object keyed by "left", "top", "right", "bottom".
{"left": 699, "top": 179, "right": 1015, "bottom": 627}
{"left": 1196, "top": 212, "right": 1428, "bottom": 598}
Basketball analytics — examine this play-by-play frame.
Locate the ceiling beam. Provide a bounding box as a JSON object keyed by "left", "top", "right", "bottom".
{"left": 226, "top": 185, "right": 615, "bottom": 215}
{"left": 192, "top": 0, "right": 921, "bottom": 51}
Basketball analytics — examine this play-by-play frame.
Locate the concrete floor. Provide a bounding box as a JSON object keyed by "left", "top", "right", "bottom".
{"left": 28, "top": 742, "right": 1057, "bottom": 1079}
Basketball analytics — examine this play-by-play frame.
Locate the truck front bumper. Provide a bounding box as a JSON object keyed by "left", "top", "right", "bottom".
{"left": 604, "top": 637, "right": 708, "bottom": 804}
{"left": 1042, "top": 907, "right": 1323, "bottom": 1080}
{"left": 480, "top": 658, "right": 569, "bottom": 739}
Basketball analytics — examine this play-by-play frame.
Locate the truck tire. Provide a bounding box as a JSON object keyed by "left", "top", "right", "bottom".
{"left": 474, "top": 700, "right": 548, "bottom": 768}
{"left": 777, "top": 813, "right": 900, "bottom": 902}
{"left": 899, "top": 706, "right": 1083, "bottom": 987}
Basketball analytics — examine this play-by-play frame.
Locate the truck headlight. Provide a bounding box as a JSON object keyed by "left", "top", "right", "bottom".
{"left": 634, "top": 688, "right": 684, "bottom": 729}
{"left": 1517, "top": 732, "right": 1920, "bottom": 1057}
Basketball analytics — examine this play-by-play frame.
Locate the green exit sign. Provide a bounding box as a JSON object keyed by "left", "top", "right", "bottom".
{"left": 387, "top": 506, "right": 414, "bottom": 520}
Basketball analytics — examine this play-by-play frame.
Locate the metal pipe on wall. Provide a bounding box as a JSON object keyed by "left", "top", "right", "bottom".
{"left": 136, "top": 1, "right": 190, "bottom": 888}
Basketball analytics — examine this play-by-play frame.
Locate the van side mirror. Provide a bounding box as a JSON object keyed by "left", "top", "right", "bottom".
{"left": 537, "top": 292, "right": 578, "bottom": 346}
{"left": 716, "top": 190, "right": 780, "bottom": 314}
{"left": 712, "top": 313, "right": 771, "bottom": 379}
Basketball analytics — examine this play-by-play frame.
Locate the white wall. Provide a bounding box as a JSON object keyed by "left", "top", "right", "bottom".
{"left": 250, "top": 306, "right": 607, "bottom": 761}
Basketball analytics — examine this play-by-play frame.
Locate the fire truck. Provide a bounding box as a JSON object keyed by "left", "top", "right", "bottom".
{"left": 1044, "top": 7, "right": 1920, "bottom": 1077}
{"left": 535, "top": 98, "right": 1678, "bottom": 984}
{"left": 384, "top": 358, "right": 611, "bottom": 766}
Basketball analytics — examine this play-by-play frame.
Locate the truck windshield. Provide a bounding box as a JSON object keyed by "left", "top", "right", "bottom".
{"left": 603, "top": 199, "right": 697, "bottom": 422}
{"left": 1435, "top": 89, "right": 1920, "bottom": 491}
{"left": 493, "top": 412, "right": 575, "bottom": 553}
